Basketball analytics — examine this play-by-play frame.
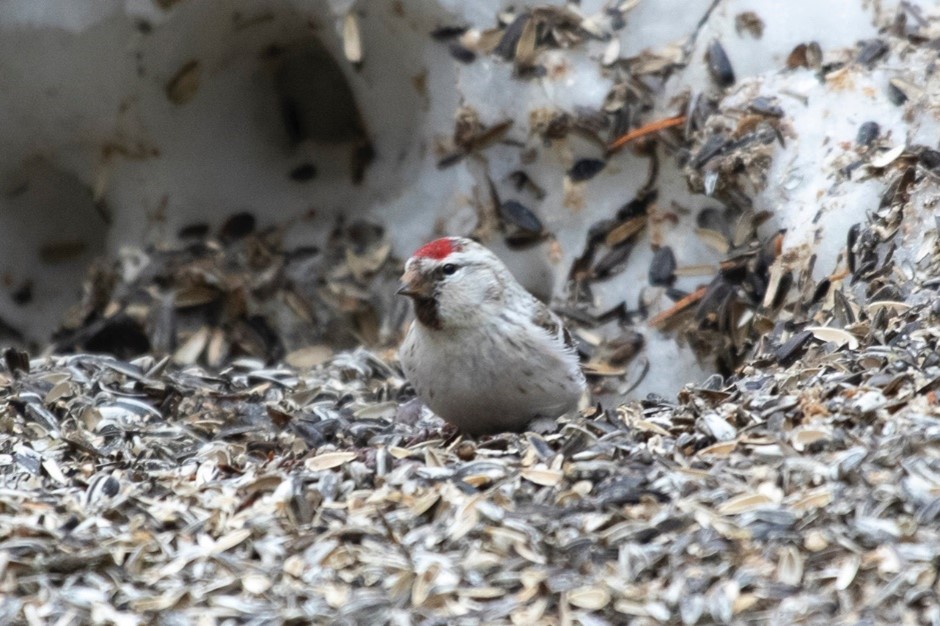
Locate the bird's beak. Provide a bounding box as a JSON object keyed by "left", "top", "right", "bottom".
{"left": 396, "top": 284, "right": 417, "bottom": 297}
{"left": 397, "top": 268, "right": 432, "bottom": 299}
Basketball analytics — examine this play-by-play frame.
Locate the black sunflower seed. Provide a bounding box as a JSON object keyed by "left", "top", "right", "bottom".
{"left": 568, "top": 158, "right": 606, "bottom": 182}
{"left": 499, "top": 200, "right": 543, "bottom": 235}
{"left": 706, "top": 39, "right": 735, "bottom": 88}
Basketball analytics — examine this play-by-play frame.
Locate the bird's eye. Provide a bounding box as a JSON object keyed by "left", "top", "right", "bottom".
{"left": 441, "top": 263, "right": 458, "bottom": 276}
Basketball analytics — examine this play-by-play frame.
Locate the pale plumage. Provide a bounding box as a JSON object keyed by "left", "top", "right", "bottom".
{"left": 398, "top": 237, "right": 585, "bottom": 435}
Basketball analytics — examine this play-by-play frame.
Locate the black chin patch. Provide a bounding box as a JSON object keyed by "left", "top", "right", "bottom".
{"left": 413, "top": 296, "right": 442, "bottom": 330}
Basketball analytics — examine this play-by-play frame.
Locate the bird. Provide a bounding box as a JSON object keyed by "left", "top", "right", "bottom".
{"left": 397, "top": 237, "right": 586, "bottom": 435}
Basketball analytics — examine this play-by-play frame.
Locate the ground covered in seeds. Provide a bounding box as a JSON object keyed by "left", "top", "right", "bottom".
{"left": 4, "top": 279, "right": 940, "bottom": 624}
{"left": 5, "top": 3, "right": 940, "bottom": 624}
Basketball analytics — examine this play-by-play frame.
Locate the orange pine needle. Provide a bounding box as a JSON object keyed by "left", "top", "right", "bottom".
{"left": 648, "top": 286, "right": 707, "bottom": 329}
{"left": 607, "top": 115, "right": 686, "bottom": 154}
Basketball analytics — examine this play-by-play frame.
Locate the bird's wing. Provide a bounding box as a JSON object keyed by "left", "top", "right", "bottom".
{"left": 530, "top": 299, "right": 577, "bottom": 353}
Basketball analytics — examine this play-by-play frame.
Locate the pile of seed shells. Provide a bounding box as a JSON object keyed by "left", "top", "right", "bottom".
{"left": 0, "top": 297, "right": 936, "bottom": 623}
{"left": 3, "top": 192, "right": 940, "bottom": 623}
{"left": 47, "top": 218, "right": 406, "bottom": 367}
{"left": 5, "top": 3, "right": 940, "bottom": 624}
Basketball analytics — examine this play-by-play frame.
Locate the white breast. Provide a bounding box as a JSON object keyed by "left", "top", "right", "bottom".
{"left": 398, "top": 319, "right": 585, "bottom": 435}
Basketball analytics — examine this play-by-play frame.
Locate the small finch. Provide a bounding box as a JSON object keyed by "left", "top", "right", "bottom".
{"left": 397, "top": 237, "right": 586, "bottom": 435}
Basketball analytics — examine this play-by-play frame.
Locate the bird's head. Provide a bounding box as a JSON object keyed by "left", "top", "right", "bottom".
{"left": 398, "top": 237, "right": 509, "bottom": 329}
